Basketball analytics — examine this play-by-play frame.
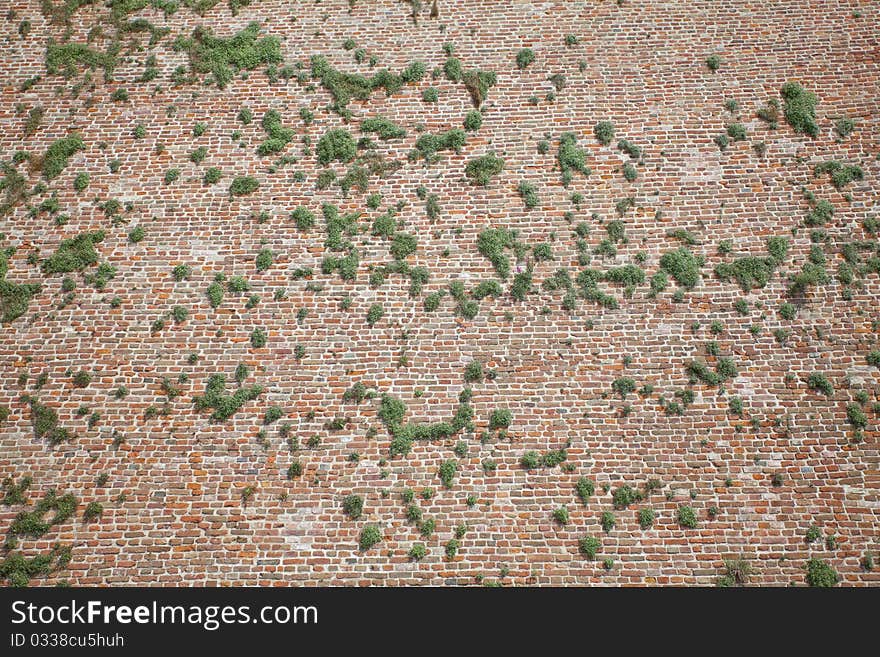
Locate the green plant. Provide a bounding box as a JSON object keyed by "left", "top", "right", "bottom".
{"left": 229, "top": 176, "right": 259, "bottom": 196}
{"left": 612, "top": 484, "right": 642, "bottom": 509}
{"left": 342, "top": 494, "right": 364, "bottom": 519}
{"left": 593, "top": 121, "right": 615, "bottom": 145}
{"left": 601, "top": 511, "right": 615, "bottom": 533}
{"left": 366, "top": 303, "right": 384, "bottom": 326}
{"left": 579, "top": 535, "right": 601, "bottom": 559}
{"left": 358, "top": 525, "right": 382, "bottom": 550}
{"left": 445, "top": 539, "right": 460, "bottom": 559}
{"left": 408, "top": 543, "right": 426, "bottom": 560}
{"left": 659, "top": 248, "right": 703, "bottom": 288}
{"left": 706, "top": 54, "right": 721, "bottom": 71}
{"left": 813, "top": 160, "right": 864, "bottom": 189}
{"left": 518, "top": 181, "right": 540, "bottom": 209}
{"left": 780, "top": 82, "right": 818, "bottom": 137}
{"left": 464, "top": 360, "right": 483, "bottom": 382}
{"left": 193, "top": 373, "right": 263, "bottom": 421}
{"left": 203, "top": 167, "right": 222, "bottom": 185}
{"left": 489, "top": 409, "right": 511, "bottom": 430}
{"left": 250, "top": 328, "right": 267, "bottom": 348}
{"left": 677, "top": 505, "right": 698, "bottom": 528}
{"left": 834, "top": 117, "right": 854, "bottom": 138}
{"left": 317, "top": 128, "right": 356, "bottom": 165}
{"left": 557, "top": 132, "right": 591, "bottom": 184}
{"left": 805, "top": 558, "right": 839, "bottom": 587}
{"left": 552, "top": 505, "right": 569, "bottom": 525}
{"left": 846, "top": 403, "right": 867, "bottom": 430}
{"left": 287, "top": 461, "right": 302, "bottom": 478}
{"left": 717, "top": 557, "right": 752, "bottom": 586}
{"left": 575, "top": 477, "right": 595, "bottom": 504}
{"left": 361, "top": 116, "right": 406, "bottom": 140}
{"left": 520, "top": 451, "right": 540, "bottom": 469}
{"left": 611, "top": 377, "right": 636, "bottom": 399}
{"left": 42, "top": 134, "right": 84, "bottom": 180}
{"left": 807, "top": 373, "right": 834, "bottom": 396}
{"left": 638, "top": 508, "right": 655, "bottom": 530}
{"left": 726, "top": 123, "right": 746, "bottom": 141}
{"left": 465, "top": 153, "right": 504, "bottom": 186}
{"left": 173, "top": 22, "right": 282, "bottom": 89}
{"left": 516, "top": 48, "right": 535, "bottom": 69}
{"left": 438, "top": 460, "right": 457, "bottom": 488}
{"left": 82, "top": 501, "right": 103, "bottom": 522}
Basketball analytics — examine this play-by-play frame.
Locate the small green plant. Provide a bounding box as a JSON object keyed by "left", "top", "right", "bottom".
{"left": 358, "top": 525, "right": 382, "bottom": 550}
{"left": 408, "top": 543, "right": 426, "bottom": 560}
{"left": 575, "top": 477, "right": 595, "bottom": 504}
{"left": 465, "top": 153, "right": 504, "bottom": 186}
{"left": 706, "top": 54, "right": 721, "bottom": 71}
{"left": 516, "top": 48, "right": 535, "bottom": 69}
{"left": 638, "top": 508, "right": 655, "bottom": 530}
{"left": 366, "top": 303, "right": 384, "bottom": 326}
{"left": 807, "top": 373, "right": 834, "bottom": 396}
{"left": 203, "top": 167, "right": 222, "bottom": 185}
{"left": 82, "top": 501, "right": 103, "bottom": 522}
{"left": 600, "top": 511, "right": 615, "bottom": 533}
{"left": 229, "top": 176, "right": 259, "bottom": 196}
{"left": 579, "top": 535, "right": 601, "bottom": 559}
{"left": 677, "top": 505, "right": 698, "bottom": 528}
{"left": 518, "top": 181, "right": 540, "bottom": 209}
{"left": 593, "top": 121, "right": 615, "bottom": 145}
{"left": 489, "top": 409, "right": 511, "bottom": 430}
{"left": 520, "top": 451, "right": 540, "bottom": 469}
{"left": 552, "top": 505, "right": 569, "bottom": 525}
{"left": 780, "top": 82, "right": 818, "bottom": 137}
{"left": 805, "top": 558, "right": 839, "bottom": 587}
{"left": 438, "top": 460, "right": 458, "bottom": 488}
{"left": 342, "top": 494, "right": 364, "bottom": 519}
{"left": 250, "top": 328, "right": 267, "bottom": 348}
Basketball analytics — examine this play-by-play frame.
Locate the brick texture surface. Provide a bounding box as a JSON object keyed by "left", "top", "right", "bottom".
{"left": 0, "top": 0, "right": 878, "bottom": 586}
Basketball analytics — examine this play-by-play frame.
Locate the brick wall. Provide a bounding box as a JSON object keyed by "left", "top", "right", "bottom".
{"left": 0, "top": 0, "right": 877, "bottom": 586}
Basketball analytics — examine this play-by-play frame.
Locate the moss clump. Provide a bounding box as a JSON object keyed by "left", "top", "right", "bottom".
{"left": 780, "top": 82, "right": 818, "bottom": 137}
{"left": 465, "top": 152, "right": 504, "bottom": 186}
{"left": 173, "top": 22, "right": 282, "bottom": 89}
{"left": 229, "top": 176, "right": 259, "bottom": 196}
{"left": 317, "top": 128, "right": 357, "bottom": 165}
{"left": 41, "top": 231, "right": 105, "bottom": 274}
{"left": 42, "top": 134, "right": 84, "bottom": 180}
{"left": 193, "top": 374, "right": 264, "bottom": 421}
